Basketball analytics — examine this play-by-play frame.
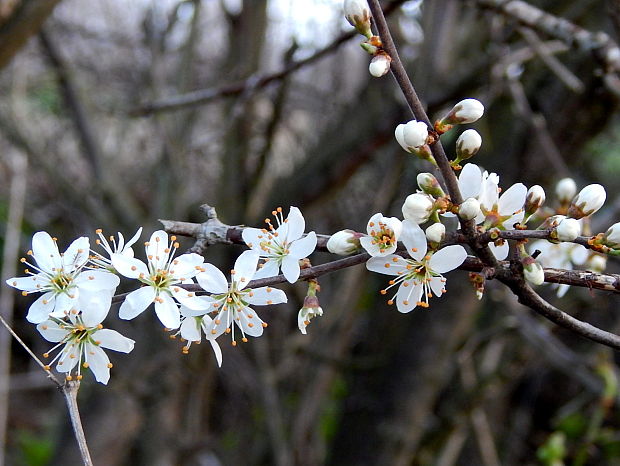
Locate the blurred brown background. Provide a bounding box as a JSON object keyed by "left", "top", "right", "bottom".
{"left": 2, "top": 0, "right": 620, "bottom": 465}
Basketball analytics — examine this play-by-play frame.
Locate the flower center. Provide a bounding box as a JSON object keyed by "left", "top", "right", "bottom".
{"left": 369, "top": 222, "right": 396, "bottom": 253}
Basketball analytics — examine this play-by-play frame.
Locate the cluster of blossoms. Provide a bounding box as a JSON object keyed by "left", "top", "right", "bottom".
{"left": 7, "top": 207, "right": 318, "bottom": 384}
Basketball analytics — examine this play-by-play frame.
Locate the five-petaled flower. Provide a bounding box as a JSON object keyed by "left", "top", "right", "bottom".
{"left": 90, "top": 227, "right": 142, "bottom": 272}
{"left": 366, "top": 220, "right": 467, "bottom": 313}
{"left": 359, "top": 213, "right": 402, "bottom": 257}
{"left": 111, "top": 230, "right": 209, "bottom": 330}
{"left": 6, "top": 232, "right": 120, "bottom": 324}
{"left": 196, "top": 250, "right": 287, "bottom": 345}
{"left": 36, "top": 303, "right": 134, "bottom": 384}
{"left": 242, "top": 206, "right": 317, "bottom": 283}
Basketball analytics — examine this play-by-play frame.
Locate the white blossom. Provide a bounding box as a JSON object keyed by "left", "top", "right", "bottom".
{"left": 458, "top": 197, "right": 481, "bottom": 221}
{"left": 367, "top": 220, "right": 467, "bottom": 312}
{"left": 369, "top": 54, "right": 391, "bottom": 77}
{"left": 455, "top": 129, "right": 482, "bottom": 160}
{"left": 568, "top": 184, "right": 606, "bottom": 219}
{"left": 196, "top": 251, "right": 287, "bottom": 345}
{"left": 395, "top": 120, "right": 429, "bottom": 153}
{"left": 359, "top": 213, "right": 402, "bottom": 257}
{"left": 6, "top": 232, "right": 119, "bottom": 324}
{"left": 530, "top": 240, "right": 588, "bottom": 297}
{"left": 327, "top": 230, "right": 360, "bottom": 256}
{"left": 112, "top": 230, "right": 209, "bottom": 330}
{"left": 178, "top": 307, "right": 222, "bottom": 367}
{"left": 242, "top": 206, "right": 317, "bottom": 283}
{"left": 90, "top": 227, "right": 142, "bottom": 271}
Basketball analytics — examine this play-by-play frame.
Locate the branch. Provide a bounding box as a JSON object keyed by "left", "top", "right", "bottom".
{"left": 61, "top": 381, "right": 94, "bottom": 466}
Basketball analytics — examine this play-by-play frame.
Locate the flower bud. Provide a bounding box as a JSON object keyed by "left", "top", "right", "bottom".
{"left": 567, "top": 184, "right": 606, "bottom": 219}
{"left": 327, "top": 229, "right": 361, "bottom": 255}
{"left": 455, "top": 129, "right": 482, "bottom": 161}
{"left": 343, "top": 0, "right": 372, "bottom": 37}
{"left": 403, "top": 120, "right": 428, "bottom": 148}
{"left": 458, "top": 197, "right": 481, "bottom": 221}
{"left": 425, "top": 223, "right": 445, "bottom": 244}
{"left": 417, "top": 173, "right": 445, "bottom": 197}
{"left": 556, "top": 217, "right": 581, "bottom": 242}
{"left": 435, "top": 99, "right": 484, "bottom": 133}
{"left": 524, "top": 185, "right": 545, "bottom": 220}
{"left": 586, "top": 253, "right": 607, "bottom": 273}
{"left": 369, "top": 54, "right": 391, "bottom": 77}
{"left": 555, "top": 178, "right": 577, "bottom": 204}
{"left": 522, "top": 256, "right": 545, "bottom": 285}
{"left": 298, "top": 295, "right": 323, "bottom": 335}
{"left": 603, "top": 222, "right": 620, "bottom": 248}
{"left": 402, "top": 193, "right": 434, "bottom": 224}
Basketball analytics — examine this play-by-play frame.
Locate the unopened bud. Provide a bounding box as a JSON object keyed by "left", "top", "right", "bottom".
{"left": 298, "top": 295, "right": 323, "bottom": 335}
{"left": 586, "top": 253, "right": 607, "bottom": 273}
{"left": 435, "top": 98, "right": 484, "bottom": 133}
{"left": 522, "top": 256, "right": 545, "bottom": 285}
{"left": 343, "top": 0, "right": 372, "bottom": 37}
{"left": 369, "top": 54, "right": 391, "bottom": 77}
{"left": 556, "top": 178, "right": 577, "bottom": 204}
{"left": 402, "top": 193, "right": 434, "bottom": 224}
{"left": 417, "top": 173, "right": 445, "bottom": 197}
{"left": 458, "top": 197, "right": 481, "bottom": 221}
{"left": 395, "top": 120, "right": 428, "bottom": 152}
{"left": 425, "top": 223, "right": 445, "bottom": 244}
{"left": 455, "top": 129, "right": 482, "bottom": 161}
{"left": 327, "top": 229, "right": 361, "bottom": 255}
{"left": 524, "top": 185, "right": 545, "bottom": 220}
{"left": 556, "top": 217, "right": 581, "bottom": 242}
{"left": 567, "top": 184, "right": 606, "bottom": 219}
{"left": 603, "top": 222, "right": 620, "bottom": 248}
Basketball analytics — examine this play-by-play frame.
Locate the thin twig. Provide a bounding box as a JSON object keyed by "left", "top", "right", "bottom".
{"left": 61, "top": 381, "right": 94, "bottom": 466}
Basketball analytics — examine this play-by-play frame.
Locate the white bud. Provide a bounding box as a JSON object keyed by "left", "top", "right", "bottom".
{"left": 327, "top": 229, "right": 360, "bottom": 256}
{"left": 556, "top": 218, "right": 581, "bottom": 242}
{"left": 525, "top": 185, "right": 545, "bottom": 213}
{"left": 403, "top": 120, "right": 428, "bottom": 148}
{"left": 452, "top": 99, "right": 484, "bottom": 124}
{"left": 344, "top": 0, "right": 372, "bottom": 37}
{"left": 603, "top": 222, "right": 620, "bottom": 248}
{"left": 523, "top": 259, "right": 545, "bottom": 285}
{"left": 417, "top": 172, "right": 444, "bottom": 197}
{"left": 402, "top": 193, "right": 434, "bottom": 224}
{"left": 458, "top": 197, "right": 481, "bottom": 221}
{"left": 369, "top": 54, "right": 391, "bottom": 77}
{"left": 555, "top": 178, "right": 577, "bottom": 203}
{"left": 586, "top": 253, "right": 607, "bottom": 273}
{"left": 425, "top": 223, "right": 445, "bottom": 243}
{"left": 455, "top": 129, "right": 482, "bottom": 160}
{"left": 568, "top": 184, "right": 606, "bottom": 219}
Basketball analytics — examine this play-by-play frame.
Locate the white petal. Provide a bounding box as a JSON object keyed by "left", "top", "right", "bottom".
{"left": 146, "top": 230, "right": 170, "bottom": 270}
{"left": 396, "top": 281, "right": 422, "bottom": 313}
{"left": 124, "top": 227, "right": 143, "bottom": 250}
{"left": 206, "top": 309, "right": 230, "bottom": 338}
{"left": 289, "top": 232, "right": 317, "bottom": 259}
{"left": 429, "top": 245, "right": 468, "bottom": 273}
{"left": 36, "top": 320, "right": 68, "bottom": 342}
{"left": 63, "top": 236, "right": 90, "bottom": 270}
{"left": 253, "top": 259, "right": 280, "bottom": 279}
{"left": 489, "top": 241, "right": 509, "bottom": 260}
{"left": 245, "top": 286, "right": 287, "bottom": 305}
{"left": 84, "top": 343, "right": 111, "bottom": 384}
{"left": 400, "top": 220, "right": 427, "bottom": 260}
{"left": 459, "top": 163, "right": 482, "bottom": 199}
{"left": 236, "top": 306, "right": 264, "bottom": 337}
{"left": 31, "top": 231, "right": 61, "bottom": 273}
{"left": 242, "top": 227, "right": 266, "bottom": 251}
{"left": 94, "top": 329, "right": 135, "bottom": 353}
{"left": 119, "top": 286, "right": 156, "bottom": 320}
{"left": 111, "top": 255, "right": 149, "bottom": 279}
{"left": 284, "top": 207, "right": 305, "bottom": 241}
{"left": 571, "top": 245, "right": 589, "bottom": 265}
{"left": 556, "top": 283, "right": 570, "bottom": 297}
{"left": 74, "top": 270, "right": 120, "bottom": 291}
{"left": 209, "top": 340, "right": 223, "bottom": 367}
{"left": 56, "top": 344, "right": 79, "bottom": 373}
{"left": 429, "top": 276, "right": 445, "bottom": 297}
{"left": 498, "top": 183, "right": 527, "bottom": 215}
{"left": 26, "top": 292, "right": 56, "bottom": 323}
{"left": 54, "top": 292, "right": 78, "bottom": 315}
{"left": 169, "top": 253, "right": 204, "bottom": 280}
{"left": 154, "top": 293, "right": 181, "bottom": 329}
{"left": 281, "top": 256, "right": 300, "bottom": 283}
{"left": 360, "top": 236, "right": 384, "bottom": 257}
{"left": 171, "top": 288, "right": 212, "bottom": 311}
{"left": 6, "top": 274, "right": 46, "bottom": 292}
{"left": 366, "top": 256, "right": 407, "bottom": 276}
{"left": 180, "top": 317, "right": 202, "bottom": 342}
{"left": 79, "top": 291, "right": 112, "bottom": 325}
{"left": 233, "top": 250, "right": 260, "bottom": 288}
{"left": 366, "top": 213, "right": 383, "bottom": 235}
{"left": 195, "top": 264, "right": 229, "bottom": 294}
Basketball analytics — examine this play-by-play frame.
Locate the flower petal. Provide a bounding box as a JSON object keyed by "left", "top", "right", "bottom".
{"left": 396, "top": 281, "right": 423, "bottom": 313}
{"left": 154, "top": 293, "right": 181, "bottom": 329}
{"left": 489, "top": 241, "right": 509, "bottom": 260}
{"left": 196, "top": 264, "right": 229, "bottom": 294}
{"left": 429, "top": 245, "right": 468, "bottom": 273}
{"left": 31, "top": 231, "right": 61, "bottom": 273}
{"left": 26, "top": 292, "right": 56, "bottom": 323}
{"left": 209, "top": 340, "right": 223, "bottom": 367}
{"left": 233, "top": 250, "right": 259, "bottom": 287}
{"left": 400, "top": 220, "right": 427, "bottom": 260}
{"left": 498, "top": 183, "right": 527, "bottom": 216}
{"left": 63, "top": 236, "right": 90, "bottom": 271}
{"left": 111, "top": 255, "right": 149, "bottom": 279}
{"left": 289, "top": 232, "right": 317, "bottom": 259}
{"left": 253, "top": 259, "right": 280, "bottom": 279}
{"left": 56, "top": 344, "right": 79, "bottom": 373}
{"left": 84, "top": 343, "right": 111, "bottom": 384}
{"left": 180, "top": 317, "right": 202, "bottom": 342}
{"left": 242, "top": 227, "right": 266, "bottom": 251}
{"left": 245, "top": 286, "right": 287, "bottom": 306}
{"left": 284, "top": 207, "right": 305, "bottom": 242}
{"left": 119, "top": 286, "right": 155, "bottom": 320}
{"left": 366, "top": 255, "right": 408, "bottom": 276}
{"left": 459, "top": 163, "right": 482, "bottom": 199}
{"left": 236, "top": 306, "right": 264, "bottom": 337}
{"left": 94, "top": 329, "right": 135, "bottom": 353}
{"left": 79, "top": 290, "right": 113, "bottom": 325}
{"left": 36, "top": 319, "right": 68, "bottom": 342}
{"left": 169, "top": 253, "right": 204, "bottom": 280}
{"left": 74, "top": 270, "right": 120, "bottom": 291}
{"left": 429, "top": 276, "right": 445, "bottom": 298}
{"left": 281, "top": 256, "right": 301, "bottom": 283}
{"left": 6, "top": 274, "right": 46, "bottom": 292}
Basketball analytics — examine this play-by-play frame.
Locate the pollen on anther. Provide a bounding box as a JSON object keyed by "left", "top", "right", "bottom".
{"left": 225, "top": 328, "right": 231, "bottom": 334}
{"left": 384, "top": 263, "right": 390, "bottom": 268}
{"left": 43, "top": 352, "right": 49, "bottom": 358}
{"left": 242, "top": 337, "right": 248, "bottom": 343}
{"left": 387, "top": 299, "right": 394, "bottom": 305}
{"left": 380, "top": 289, "right": 387, "bottom": 295}
{"left": 262, "top": 322, "right": 268, "bottom": 328}
{"left": 232, "top": 340, "right": 237, "bottom": 346}
{"left": 107, "top": 363, "right": 113, "bottom": 368}
{"left": 403, "top": 300, "right": 409, "bottom": 305}
{"left": 21, "top": 291, "right": 27, "bottom": 296}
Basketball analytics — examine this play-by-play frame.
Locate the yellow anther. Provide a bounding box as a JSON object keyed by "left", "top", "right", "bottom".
{"left": 380, "top": 289, "right": 387, "bottom": 295}
{"left": 107, "top": 363, "right": 113, "bottom": 368}
{"left": 387, "top": 299, "right": 394, "bottom": 305}
{"left": 232, "top": 340, "right": 237, "bottom": 347}
{"left": 96, "top": 228, "right": 103, "bottom": 234}
{"left": 77, "top": 375, "right": 83, "bottom": 380}
{"left": 44, "top": 365, "right": 51, "bottom": 371}
{"left": 83, "top": 362, "right": 90, "bottom": 368}
{"left": 242, "top": 337, "right": 248, "bottom": 343}
{"left": 66, "top": 375, "right": 73, "bottom": 381}
{"left": 384, "top": 264, "right": 390, "bottom": 268}
{"left": 43, "top": 353, "right": 49, "bottom": 358}
{"left": 261, "top": 322, "right": 268, "bottom": 328}
{"left": 174, "top": 242, "right": 180, "bottom": 249}
{"left": 171, "top": 236, "right": 177, "bottom": 241}
{"left": 248, "top": 323, "right": 254, "bottom": 328}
